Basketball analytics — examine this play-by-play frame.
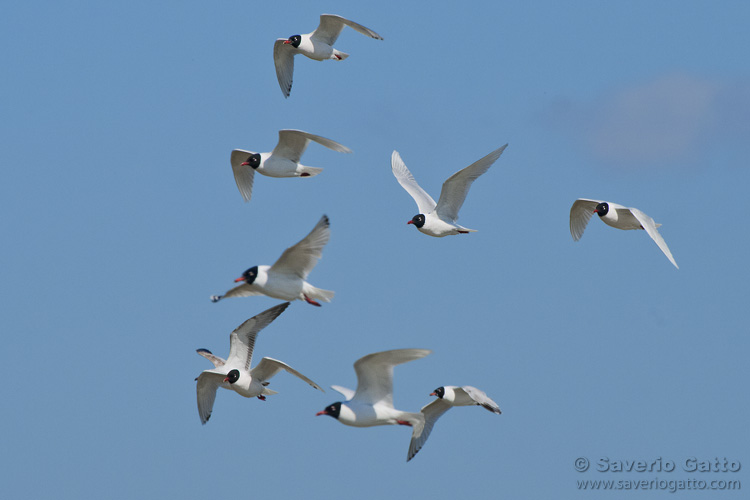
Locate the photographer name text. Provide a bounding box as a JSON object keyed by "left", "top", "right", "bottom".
{"left": 574, "top": 456, "right": 741, "bottom": 473}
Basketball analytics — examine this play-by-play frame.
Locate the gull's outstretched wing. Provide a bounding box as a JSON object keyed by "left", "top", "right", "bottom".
{"left": 273, "top": 39, "right": 295, "bottom": 98}
{"left": 272, "top": 130, "right": 351, "bottom": 163}
{"left": 351, "top": 348, "right": 432, "bottom": 407}
{"left": 462, "top": 386, "right": 502, "bottom": 414}
{"left": 210, "top": 284, "right": 264, "bottom": 303}
{"left": 407, "top": 398, "right": 450, "bottom": 462}
{"left": 196, "top": 348, "right": 226, "bottom": 368}
{"left": 311, "top": 14, "right": 383, "bottom": 46}
{"left": 630, "top": 208, "right": 679, "bottom": 269}
{"left": 391, "top": 151, "right": 437, "bottom": 215}
{"left": 330, "top": 385, "right": 356, "bottom": 401}
{"left": 251, "top": 357, "right": 324, "bottom": 392}
{"left": 435, "top": 144, "right": 507, "bottom": 223}
{"left": 569, "top": 198, "right": 601, "bottom": 241}
{"left": 196, "top": 370, "right": 225, "bottom": 425}
{"left": 230, "top": 149, "right": 256, "bottom": 202}
{"left": 225, "top": 303, "right": 290, "bottom": 370}
{"left": 270, "top": 215, "right": 330, "bottom": 278}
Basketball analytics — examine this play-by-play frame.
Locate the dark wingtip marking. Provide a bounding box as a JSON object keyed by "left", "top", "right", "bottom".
{"left": 196, "top": 348, "right": 212, "bottom": 354}
{"left": 210, "top": 295, "right": 222, "bottom": 303}
{"left": 482, "top": 403, "right": 502, "bottom": 414}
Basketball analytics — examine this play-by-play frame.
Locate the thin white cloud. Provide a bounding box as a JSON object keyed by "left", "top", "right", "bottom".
{"left": 545, "top": 73, "right": 750, "bottom": 169}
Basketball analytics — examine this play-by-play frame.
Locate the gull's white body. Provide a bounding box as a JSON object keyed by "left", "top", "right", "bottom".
{"left": 231, "top": 129, "right": 351, "bottom": 202}
{"left": 318, "top": 349, "right": 431, "bottom": 461}
{"left": 233, "top": 150, "right": 315, "bottom": 178}
{"left": 227, "top": 264, "right": 330, "bottom": 302}
{"left": 273, "top": 14, "right": 383, "bottom": 98}
{"left": 333, "top": 399, "right": 421, "bottom": 428}
{"left": 569, "top": 198, "right": 678, "bottom": 268}
{"left": 211, "top": 215, "right": 334, "bottom": 305}
{"left": 195, "top": 303, "right": 324, "bottom": 424}
{"left": 391, "top": 144, "right": 508, "bottom": 237}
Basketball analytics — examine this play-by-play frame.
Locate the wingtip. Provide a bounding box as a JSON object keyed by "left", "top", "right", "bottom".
{"left": 210, "top": 295, "right": 222, "bottom": 303}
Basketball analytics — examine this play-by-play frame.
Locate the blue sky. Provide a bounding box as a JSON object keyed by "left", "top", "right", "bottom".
{"left": 2, "top": 1, "right": 748, "bottom": 498}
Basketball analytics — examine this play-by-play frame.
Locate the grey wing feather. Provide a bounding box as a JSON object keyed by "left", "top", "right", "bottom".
{"left": 330, "top": 385, "right": 356, "bottom": 400}
{"left": 270, "top": 215, "right": 330, "bottom": 278}
{"left": 251, "top": 357, "right": 324, "bottom": 392}
{"left": 273, "top": 39, "right": 295, "bottom": 98}
{"left": 272, "top": 130, "right": 351, "bottom": 163}
{"left": 351, "top": 348, "right": 432, "bottom": 407}
{"left": 569, "top": 198, "right": 600, "bottom": 241}
{"left": 196, "top": 371, "right": 224, "bottom": 425}
{"left": 391, "top": 151, "right": 437, "bottom": 215}
{"left": 334, "top": 15, "right": 383, "bottom": 40}
{"left": 226, "top": 302, "right": 290, "bottom": 370}
{"left": 435, "top": 144, "right": 507, "bottom": 223}
{"left": 629, "top": 208, "right": 679, "bottom": 269}
{"left": 462, "top": 386, "right": 502, "bottom": 414}
{"left": 407, "top": 399, "right": 451, "bottom": 462}
{"left": 312, "top": 14, "right": 383, "bottom": 45}
{"left": 230, "top": 149, "right": 256, "bottom": 202}
{"left": 196, "top": 348, "right": 226, "bottom": 368}
{"left": 211, "top": 283, "right": 265, "bottom": 303}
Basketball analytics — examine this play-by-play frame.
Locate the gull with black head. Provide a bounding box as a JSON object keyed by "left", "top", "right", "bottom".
{"left": 273, "top": 14, "right": 383, "bottom": 98}
{"left": 211, "top": 215, "right": 334, "bottom": 306}
{"left": 195, "top": 302, "right": 324, "bottom": 424}
{"left": 316, "top": 348, "right": 432, "bottom": 462}
{"left": 569, "top": 198, "right": 678, "bottom": 268}
{"left": 231, "top": 129, "right": 351, "bottom": 202}
{"left": 407, "top": 385, "right": 502, "bottom": 460}
{"left": 391, "top": 144, "right": 508, "bottom": 237}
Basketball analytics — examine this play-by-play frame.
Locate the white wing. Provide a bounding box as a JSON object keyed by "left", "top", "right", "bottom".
{"left": 196, "top": 370, "right": 225, "bottom": 425}
{"left": 629, "top": 208, "right": 679, "bottom": 269}
{"left": 435, "top": 144, "right": 507, "bottom": 223}
{"left": 225, "top": 302, "right": 290, "bottom": 370}
{"left": 196, "top": 348, "right": 225, "bottom": 368}
{"left": 569, "top": 198, "right": 601, "bottom": 241}
{"left": 407, "top": 398, "right": 452, "bottom": 462}
{"left": 311, "top": 14, "right": 383, "bottom": 46}
{"left": 391, "top": 151, "right": 437, "bottom": 214}
{"left": 251, "top": 357, "right": 324, "bottom": 392}
{"left": 273, "top": 38, "right": 295, "bottom": 98}
{"left": 272, "top": 130, "right": 351, "bottom": 163}
{"left": 230, "top": 149, "right": 256, "bottom": 202}
{"left": 461, "top": 386, "right": 502, "bottom": 414}
{"left": 330, "top": 385, "right": 356, "bottom": 400}
{"left": 210, "top": 283, "right": 265, "bottom": 303}
{"left": 270, "top": 215, "right": 330, "bottom": 278}
{"left": 351, "top": 348, "right": 432, "bottom": 407}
